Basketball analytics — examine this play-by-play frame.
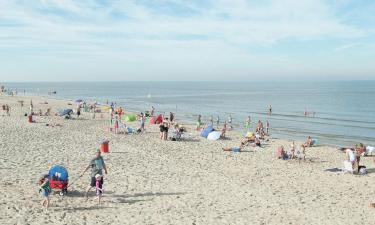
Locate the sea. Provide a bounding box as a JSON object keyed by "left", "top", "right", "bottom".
{"left": 3, "top": 81, "right": 375, "bottom": 147}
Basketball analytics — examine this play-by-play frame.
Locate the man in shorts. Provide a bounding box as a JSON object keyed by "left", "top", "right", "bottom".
{"left": 82, "top": 149, "right": 108, "bottom": 199}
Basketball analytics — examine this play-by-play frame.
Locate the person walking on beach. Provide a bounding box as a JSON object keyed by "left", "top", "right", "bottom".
{"left": 82, "top": 150, "right": 108, "bottom": 200}
{"left": 39, "top": 174, "right": 51, "bottom": 211}
{"left": 94, "top": 174, "right": 104, "bottom": 205}
{"left": 216, "top": 116, "right": 220, "bottom": 128}
{"left": 266, "top": 120, "right": 270, "bottom": 135}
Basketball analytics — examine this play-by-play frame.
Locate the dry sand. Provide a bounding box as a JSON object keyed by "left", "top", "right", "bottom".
{"left": 0, "top": 95, "right": 374, "bottom": 225}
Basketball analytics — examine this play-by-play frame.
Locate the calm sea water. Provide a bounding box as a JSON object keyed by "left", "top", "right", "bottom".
{"left": 3, "top": 81, "right": 375, "bottom": 146}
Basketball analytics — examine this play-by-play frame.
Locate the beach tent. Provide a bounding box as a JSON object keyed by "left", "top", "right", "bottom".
{"left": 155, "top": 114, "right": 163, "bottom": 124}
{"left": 58, "top": 109, "right": 73, "bottom": 116}
{"left": 207, "top": 131, "right": 221, "bottom": 140}
{"left": 149, "top": 116, "right": 156, "bottom": 124}
{"left": 48, "top": 165, "right": 69, "bottom": 181}
{"left": 125, "top": 113, "right": 137, "bottom": 122}
{"left": 201, "top": 125, "right": 214, "bottom": 138}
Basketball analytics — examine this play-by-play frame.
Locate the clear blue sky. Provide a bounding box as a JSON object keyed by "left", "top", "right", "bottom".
{"left": 1, "top": 0, "right": 374, "bottom": 81}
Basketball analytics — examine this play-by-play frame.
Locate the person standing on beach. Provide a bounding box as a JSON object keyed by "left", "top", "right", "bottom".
{"left": 77, "top": 104, "right": 81, "bottom": 118}
{"left": 169, "top": 112, "right": 174, "bottom": 123}
{"left": 209, "top": 116, "right": 214, "bottom": 127}
{"left": 118, "top": 107, "right": 123, "bottom": 120}
{"left": 150, "top": 106, "right": 155, "bottom": 117}
{"left": 5, "top": 104, "right": 10, "bottom": 116}
{"left": 139, "top": 112, "right": 145, "bottom": 132}
{"left": 109, "top": 107, "right": 114, "bottom": 125}
{"left": 196, "top": 115, "right": 202, "bottom": 131}
{"left": 82, "top": 150, "right": 108, "bottom": 200}
{"left": 245, "top": 116, "right": 251, "bottom": 131}
{"left": 266, "top": 120, "right": 270, "bottom": 135}
{"left": 216, "top": 116, "right": 220, "bottom": 128}
{"left": 30, "top": 100, "right": 33, "bottom": 114}
{"left": 228, "top": 115, "right": 233, "bottom": 130}
{"left": 92, "top": 103, "right": 96, "bottom": 119}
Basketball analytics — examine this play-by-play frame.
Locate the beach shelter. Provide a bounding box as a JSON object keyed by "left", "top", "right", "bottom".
{"left": 48, "top": 165, "right": 69, "bottom": 181}
{"left": 155, "top": 114, "right": 163, "bottom": 124}
{"left": 58, "top": 109, "right": 73, "bottom": 116}
{"left": 207, "top": 131, "right": 221, "bottom": 140}
{"left": 149, "top": 116, "right": 156, "bottom": 124}
{"left": 201, "top": 125, "right": 214, "bottom": 138}
{"left": 125, "top": 113, "right": 137, "bottom": 122}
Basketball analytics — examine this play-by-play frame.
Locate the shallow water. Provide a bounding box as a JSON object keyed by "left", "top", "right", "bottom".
{"left": 4, "top": 81, "right": 375, "bottom": 146}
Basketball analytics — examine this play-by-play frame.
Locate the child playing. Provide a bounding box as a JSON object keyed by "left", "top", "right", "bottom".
{"left": 95, "top": 174, "right": 104, "bottom": 205}
{"left": 300, "top": 144, "right": 306, "bottom": 160}
{"left": 290, "top": 141, "right": 296, "bottom": 159}
{"left": 114, "top": 115, "right": 119, "bottom": 134}
{"left": 39, "top": 174, "right": 51, "bottom": 211}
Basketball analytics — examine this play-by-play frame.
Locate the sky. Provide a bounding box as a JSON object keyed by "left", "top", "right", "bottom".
{"left": 0, "top": 0, "right": 375, "bottom": 82}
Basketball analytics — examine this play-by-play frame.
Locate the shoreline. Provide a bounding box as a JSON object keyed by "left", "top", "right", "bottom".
{"left": 2, "top": 92, "right": 361, "bottom": 148}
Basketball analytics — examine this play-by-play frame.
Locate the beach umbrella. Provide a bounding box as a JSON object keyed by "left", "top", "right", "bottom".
{"left": 207, "top": 131, "right": 221, "bottom": 140}
{"left": 58, "top": 109, "right": 73, "bottom": 116}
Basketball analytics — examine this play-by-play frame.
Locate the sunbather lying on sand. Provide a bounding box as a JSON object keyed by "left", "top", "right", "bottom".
{"left": 222, "top": 145, "right": 243, "bottom": 152}
{"left": 275, "top": 146, "right": 288, "bottom": 159}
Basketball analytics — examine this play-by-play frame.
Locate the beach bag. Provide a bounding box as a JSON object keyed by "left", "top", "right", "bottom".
{"left": 359, "top": 166, "right": 367, "bottom": 175}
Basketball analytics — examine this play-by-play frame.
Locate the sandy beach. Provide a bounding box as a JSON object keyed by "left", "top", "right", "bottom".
{"left": 1, "top": 94, "right": 374, "bottom": 225}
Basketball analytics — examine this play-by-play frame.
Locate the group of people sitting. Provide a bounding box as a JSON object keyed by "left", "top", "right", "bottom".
{"left": 342, "top": 143, "right": 367, "bottom": 174}
{"left": 275, "top": 143, "right": 307, "bottom": 160}
{"left": 275, "top": 136, "right": 315, "bottom": 160}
